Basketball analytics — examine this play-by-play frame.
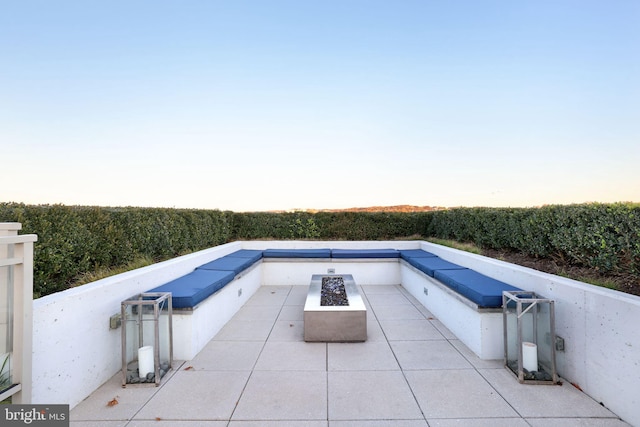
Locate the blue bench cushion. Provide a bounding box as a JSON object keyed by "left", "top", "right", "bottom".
{"left": 197, "top": 256, "right": 257, "bottom": 275}
{"left": 196, "top": 250, "right": 263, "bottom": 275}
{"left": 406, "top": 256, "right": 467, "bottom": 277}
{"left": 399, "top": 249, "right": 438, "bottom": 261}
{"left": 148, "top": 269, "right": 235, "bottom": 309}
{"left": 331, "top": 249, "right": 399, "bottom": 258}
{"left": 434, "top": 269, "right": 522, "bottom": 308}
{"left": 226, "top": 249, "right": 263, "bottom": 262}
{"left": 263, "top": 248, "right": 332, "bottom": 258}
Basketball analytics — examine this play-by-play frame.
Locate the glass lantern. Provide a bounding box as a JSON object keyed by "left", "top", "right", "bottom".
{"left": 121, "top": 292, "right": 173, "bottom": 387}
{"left": 503, "top": 290, "right": 559, "bottom": 384}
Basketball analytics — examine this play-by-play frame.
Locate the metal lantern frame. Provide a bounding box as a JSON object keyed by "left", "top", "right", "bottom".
{"left": 502, "top": 290, "right": 559, "bottom": 385}
{"left": 121, "top": 292, "right": 173, "bottom": 387}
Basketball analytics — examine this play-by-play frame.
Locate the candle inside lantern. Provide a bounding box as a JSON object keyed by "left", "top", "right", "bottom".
{"left": 522, "top": 341, "right": 538, "bottom": 372}
{"left": 138, "top": 346, "right": 154, "bottom": 377}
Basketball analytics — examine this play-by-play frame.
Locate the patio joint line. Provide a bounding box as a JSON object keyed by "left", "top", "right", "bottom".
{"left": 367, "top": 285, "right": 430, "bottom": 423}
{"left": 225, "top": 285, "right": 292, "bottom": 423}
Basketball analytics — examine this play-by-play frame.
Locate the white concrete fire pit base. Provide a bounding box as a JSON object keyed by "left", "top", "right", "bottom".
{"left": 304, "top": 274, "right": 367, "bottom": 342}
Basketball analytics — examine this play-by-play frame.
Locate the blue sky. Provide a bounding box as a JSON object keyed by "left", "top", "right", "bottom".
{"left": 1, "top": 1, "right": 638, "bottom": 211}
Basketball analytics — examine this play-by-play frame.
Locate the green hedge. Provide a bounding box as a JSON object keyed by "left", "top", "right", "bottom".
{"left": 427, "top": 203, "right": 640, "bottom": 275}
{"left": 1, "top": 202, "right": 638, "bottom": 298}
{"left": 0, "top": 204, "right": 233, "bottom": 297}
{"left": 231, "top": 211, "right": 432, "bottom": 241}
{"left": 314, "top": 212, "right": 432, "bottom": 240}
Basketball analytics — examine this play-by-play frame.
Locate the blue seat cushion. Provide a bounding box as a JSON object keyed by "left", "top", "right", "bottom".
{"left": 197, "top": 255, "right": 257, "bottom": 275}
{"left": 406, "top": 256, "right": 467, "bottom": 277}
{"left": 399, "top": 249, "right": 438, "bottom": 261}
{"left": 331, "top": 249, "right": 399, "bottom": 258}
{"left": 226, "top": 249, "right": 263, "bottom": 262}
{"left": 263, "top": 248, "right": 332, "bottom": 258}
{"left": 195, "top": 250, "right": 263, "bottom": 275}
{"left": 434, "top": 269, "right": 522, "bottom": 308}
{"left": 148, "top": 269, "right": 235, "bottom": 309}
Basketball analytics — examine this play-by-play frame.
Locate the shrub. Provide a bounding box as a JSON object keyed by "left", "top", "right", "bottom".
{"left": 1, "top": 202, "right": 638, "bottom": 297}
{"left": 427, "top": 203, "right": 640, "bottom": 275}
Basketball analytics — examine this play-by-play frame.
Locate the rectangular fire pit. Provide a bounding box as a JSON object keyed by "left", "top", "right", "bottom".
{"left": 304, "top": 274, "right": 367, "bottom": 342}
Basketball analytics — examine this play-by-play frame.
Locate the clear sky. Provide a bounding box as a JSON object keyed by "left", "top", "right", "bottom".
{"left": 1, "top": 1, "right": 638, "bottom": 212}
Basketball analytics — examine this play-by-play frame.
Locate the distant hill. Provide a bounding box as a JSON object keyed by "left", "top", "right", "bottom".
{"left": 311, "top": 205, "right": 446, "bottom": 213}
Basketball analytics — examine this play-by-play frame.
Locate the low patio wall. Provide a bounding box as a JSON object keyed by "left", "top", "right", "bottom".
{"left": 261, "top": 259, "right": 400, "bottom": 287}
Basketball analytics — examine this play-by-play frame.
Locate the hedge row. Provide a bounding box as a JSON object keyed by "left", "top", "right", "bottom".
{"left": 231, "top": 211, "right": 433, "bottom": 241}
{"left": 427, "top": 203, "right": 640, "bottom": 276}
{"left": 0, "top": 204, "right": 233, "bottom": 297}
{"left": 1, "top": 202, "right": 638, "bottom": 297}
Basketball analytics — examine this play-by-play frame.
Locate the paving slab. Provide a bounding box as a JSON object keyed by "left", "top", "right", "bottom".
{"left": 365, "top": 319, "right": 386, "bottom": 341}
{"left": 278, "top": 304, "right": 304, "bottom": 321}
{"left": 70, "top": 379, "right": 157, "bottom": 422}
{"left": 328, "top": 370, "right": 423, "bottom": 420}
{"left": 430, "top": 318, "right": 457, "bottom": 339}
{"left": 254, "top": 341, "right": 326, "bottom": 371}
{"left": 361, "top": 284, "right": 404, "bottom": 294}
{"left": 479, "top": 368, "right": 619, "bottom": 419}
{"left": 230, "top": 422, "right": 327, "bottom": 427}
{"left": 70, "top": 422, "right": 128, "bottom": 427}
{"left": 244, "top": 285, "right": 291, "bottom": 306}
{"left": 70, "top": 363, "right": 182, "bottom": 422}
{"left": 190, "top": 340, "right": 264, "bottom": 371}
{"left": 525, "top": 418, "right": 631, "bottom": 426}
{"left": 232, "top": 370, "right": 327, "bottom": 421}
{"left": 371, "top": 304, "right": 426, "bottom": 320}
{"left": 128, "top": 421, "right": 227, "bottom": 427}
{"left": 426, "top": 419, "right": 529, "bottom": 427}
{"left": 267, "top": 319, "right": 305, "bottom": 341}
{"left": 449, "top": 339, "right": 503, "bottom": 369}
{"left": 379, "top": 319, "right": 445, "bottom": 341}
{"left": 331, "top": 421, "right": 428, "bottom": 427}
{"left": 133, "top": 370, "right": 250, "bottom": 421}
{"left": 365, "top": 293, "right": 412, "bottom": 307}
{"left": 232, "top": 304, "right": 282, "bottom": 321}
{"left": 405, "top": 369, "right": 518, "bottom": 419}
{"left": 212, "top": 319, "right": 274, "bottom": 341}
{"left": 328, "top": 341, "right": 400, "bottom": 371}
{"left": 284, "top": 286, "right": 309, "bottom": 305}
{"left": 390, "top": 340, "right": 473, "bottom": 370}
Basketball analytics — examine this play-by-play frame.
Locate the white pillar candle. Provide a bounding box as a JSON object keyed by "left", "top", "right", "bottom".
{"left": 522, "top": 341, "right": 538, "bottom": 372}
{"left": 138, "top": 346, "right": 154, "bottom": 377}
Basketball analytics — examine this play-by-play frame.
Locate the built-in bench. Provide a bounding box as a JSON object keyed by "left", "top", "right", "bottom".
{"left": 399, "top": 250, "right": 521, "bottom": 308}
{"left": 148, "top": 249, "right": 262, "bottom": 309}
{"left": 148, "top": 248, "right": 520, "bottom": 310}
{"left": 146, "top": 246, "right": 522, "bottom": 360}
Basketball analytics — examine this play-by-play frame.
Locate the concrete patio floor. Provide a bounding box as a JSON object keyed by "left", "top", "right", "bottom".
{"left": 70, "top": 284, "right": 628, "bottom": 426}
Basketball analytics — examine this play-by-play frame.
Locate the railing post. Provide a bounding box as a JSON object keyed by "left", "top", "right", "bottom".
{"left": 0, "top": 223, "right": 37, "bottom": 403}
{"left": 0, "top": 223, "right": 21, "bottom": 237}
{"left": 10, "top": 237, "right": 34, "bottom": 403}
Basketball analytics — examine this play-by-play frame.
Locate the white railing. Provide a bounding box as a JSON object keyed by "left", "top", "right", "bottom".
{"left": 0, "top": 223, "right": 37, "bottom": 403}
